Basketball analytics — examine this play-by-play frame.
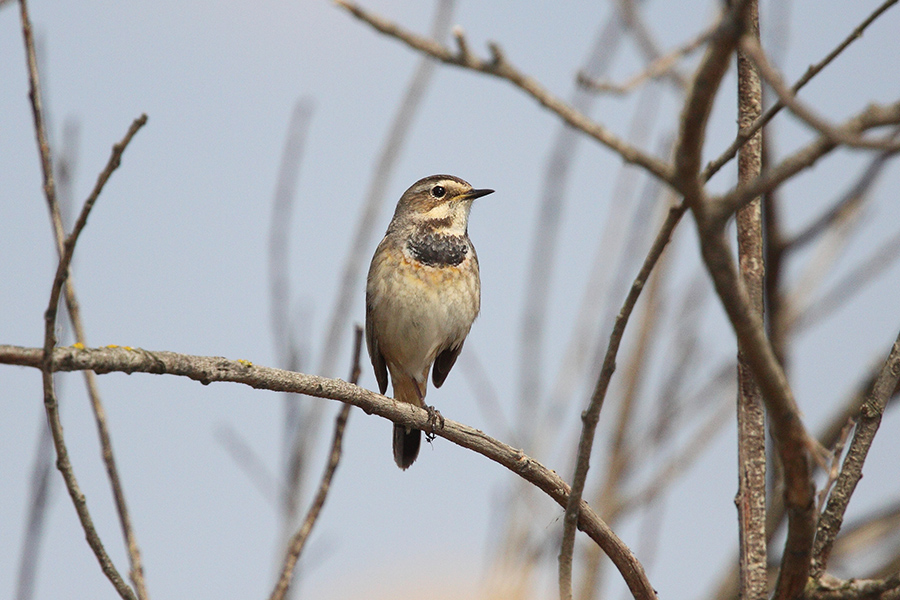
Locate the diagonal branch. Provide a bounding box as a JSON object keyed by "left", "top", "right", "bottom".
{"left": 811, "top": 329, "right": 900, "bottom": 579}
{"left": 36, "top": 113, "right": 147, "bottom": 600}
{"left": 269, "top": 327, "right": 363, "bottom": 600}
{"left": 334, "top": 0, "right": 675, "bottom": 188}
{"left": 19, "top": 0, "right": 150, "bottom": 596}
{"left": 558, "top": 202, "right": 685, "bottom": 600}
{"left": 714, "top": 99, "right": 900, "bottom": 225}
{"left": 702, "top": 0, "right": 899, "bottom": 181}
{"left": 0, "top": 343, "right": 657, "bottom": 600}
{"left": 740, "top": 35, "right": 900, "bottom": 152}
{"left": 577, "top": 19, "right": 716, "bottom": 96}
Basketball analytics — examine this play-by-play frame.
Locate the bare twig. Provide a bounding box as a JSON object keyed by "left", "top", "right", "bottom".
{"left": 717, "top": 99, "right": 900, "bottom": 219}
{"left": 734, "top": 4, "right": 768, "bottom": 597}
{"left": 19, "top": 0, "right": 150, "bottom": 596}
{"left": 541, "top": 89, "right": 667, "bottom": 461}
{"left": 334, "top": 0, "right": 675, "bottom": 187}
{"left": 811, "top": 329, "right": 900, "bottom": 578}
{"left": 519, "top": 4, "right": 629, "bottom": 455}
{"left": 702, "top": 0, "right": 900, "bottom": 181}
{"left": 15, "top": 420, "right": 55, "bottom": 600}
{"left": 740, "top": 36, "right": 900, "bottom": 152}
{"left": 35, "top": 111, "right": 146, "bottom": 600}
{"left": 808, "top": 574, "right": 900, "bottom": 600}
{"left": 796, "top": 227, "right": 900, "bottom": 332}
{"left": 577, "top": 20, "right": 715, "bottom": 95}
{"left": 215, "top": 425, "right": 280, "bottom": 504}
{"left": 269, "top": 326, "right": 363, "bottom": 600}
{"left": 1, "top": 343, "right": 657, "bottom": 600}
{"left": 318, "top": 0, "right": 456, "bottom": 377}
{"left": 558, "top": 202, "right": 684, "bottom": 600}
{"left": 784, "top": 126, "right": 900, "bottom": 254}
{"left": 269, "top": 99, "right": 314, "bottom": 364}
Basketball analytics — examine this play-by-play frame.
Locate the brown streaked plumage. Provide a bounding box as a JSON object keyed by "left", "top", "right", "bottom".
{"left": 365, "top": 174, "right": 493, "bottom": 469}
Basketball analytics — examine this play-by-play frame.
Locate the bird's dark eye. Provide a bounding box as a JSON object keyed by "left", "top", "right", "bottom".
{"left": 431, "top": 185, "right": 446, "bottom": 198}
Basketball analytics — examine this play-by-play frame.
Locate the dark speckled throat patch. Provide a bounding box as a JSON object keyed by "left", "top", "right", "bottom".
{"left": 407, "top": 232, "right": 469, "bottom": 267}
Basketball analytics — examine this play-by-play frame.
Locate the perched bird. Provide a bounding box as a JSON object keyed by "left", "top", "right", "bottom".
{"left": 366, "top": 174, "right": 493, "bottom": 469}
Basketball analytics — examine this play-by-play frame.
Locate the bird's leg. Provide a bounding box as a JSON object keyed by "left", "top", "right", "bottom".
{"left": 423, "top": 405, "right": 445, "bottom": 442}
{"left": 412, "top": 378, "right": 444, "bottom": 441}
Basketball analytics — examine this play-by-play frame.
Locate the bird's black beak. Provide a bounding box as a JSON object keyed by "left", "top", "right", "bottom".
{"left": 465, "top": 188, "right": 494, "bottom": 200}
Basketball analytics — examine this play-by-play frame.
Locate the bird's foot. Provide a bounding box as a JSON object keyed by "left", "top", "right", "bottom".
{"left": 423, "top": 405, "right": 445, "bottom": 442}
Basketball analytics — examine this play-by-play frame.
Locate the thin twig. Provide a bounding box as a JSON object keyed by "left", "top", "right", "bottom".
{"left": 0, "top": 343, "right": 657, "bottom": 600}
{"left": 557, "top": 202, "right": 684, "bottom": 600}
{"left": 811, "top": 329, "right": 900, "bottom": 578}
{"left": 701, "top": 0, "right": 900, "bottom": 181}
{"left": 36, "top": 113, "right": 146, "bottom": 600}
{"left": 18, "top": 0, "right": 151, "bottom": 595}
{"left": 269, "top": 326, "right": 363, "bottom": 600}
{"left": 334, "top": 0, "right": 675, "bottom": 188}
{"left": 577, "top": 20, "right": 715, "bottom": 95}
{"left": 740, "top": 35, "right": 900, "bottom": 152}
{"left": 795, "top": 227, "right": 900, "bottom": 332}
{"left": 518, "top": 4, "right": 629, "bottom": 455}
{"left": 715, "top": 100, "right": 900, "bottom": 221}
{"left": 784, "top": 126, "right": 900, "bottom": 254}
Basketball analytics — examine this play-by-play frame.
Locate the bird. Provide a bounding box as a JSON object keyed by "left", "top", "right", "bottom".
{"left": 366, "top": 174, "right": 493, "bottom": 469}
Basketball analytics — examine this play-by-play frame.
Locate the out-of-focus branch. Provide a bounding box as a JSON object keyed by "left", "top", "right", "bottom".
{"left": 808, "top": 574, "right": 900, "bottom": 600}
{"left": 795, "top": 228, "right": 900, "bottom": 333}
{"left": 702, "top": 0, "right": 899, "bottom": 181}
{"left": 269, "top": 327, "right": 362, "bottom": 600}
{"left": 740, "top": 36, "right": 900, "bottom": 151}
{"left": 616, "top": 0, "right": 692, "bottom": 89}
{"left": 734, "top": 4, "right": 767, "bottom": 597}
{"left": 811, "top": 330, "right": 900, "bottom": 578}
{"left": 715, "top": 100, "right": 900, "bottom": 220}
{"left": 784, "top": 126, "right": 899, "bottom": 254}
{"left": 577, "top": 20, "right": 715, "bottom": 96}
{"left": 334, "top": 0, "right": 676, "bottom": 188}
{"left": 558, "top": 202, "right": 685, "bottom": 600}
{"left": 1, "top": 343, "right": 657, "bottom": 600}
{"left": 519, "top": 3, "right": 630, "bottom": 458}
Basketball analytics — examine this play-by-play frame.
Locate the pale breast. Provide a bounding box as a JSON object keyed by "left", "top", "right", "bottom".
{"left": 366, "top": 237, "right": 480, "bottom": 378}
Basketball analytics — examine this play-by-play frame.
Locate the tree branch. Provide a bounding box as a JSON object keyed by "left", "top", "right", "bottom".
{"left": 701, "top": 0, "right": 900, "bottom": 181}
{"left": 35, "top": 112, "right": 146, "bottom": 600}
{"left": 558, "top": 202, "right": 684, "bottom": 600}
{"left": 334, "top": 0, "right": 676, "bottom": 188}
{"left": 740, "top": 35, "right": 900, "bottom": 152}
{"left": 673, "top": 2, "right": 816, "bottom": 598}
{"left": 577, "top": 19, "right": 715, "bottom": 96}
{"left": 0, "top": 343, "right": 657, "bottom": 600}
{"left": 811, "top": 329, "right": 900, "bottom": 579}
{"left": 734, "top": 3, "right": 768, "bottom": 597}
{"left": 269, "top": 327, "right": 363, "bottom": 600}
{"left": 19, "top": 0, "right": 150, "bottom": 595}
{"left": 714, "top": 100, "right": 900, "bottom": 221}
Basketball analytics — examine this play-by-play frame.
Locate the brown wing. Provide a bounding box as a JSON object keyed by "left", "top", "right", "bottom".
{"left": 432, "top": 342, "right": 464, "bottom": 388}
{"left": 365, "top": 305, "right": 389, "bottom": 394}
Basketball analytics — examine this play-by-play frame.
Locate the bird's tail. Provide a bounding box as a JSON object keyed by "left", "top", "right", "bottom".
{"left": 392, "top": 375, "right": 425, "bottom": 469}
